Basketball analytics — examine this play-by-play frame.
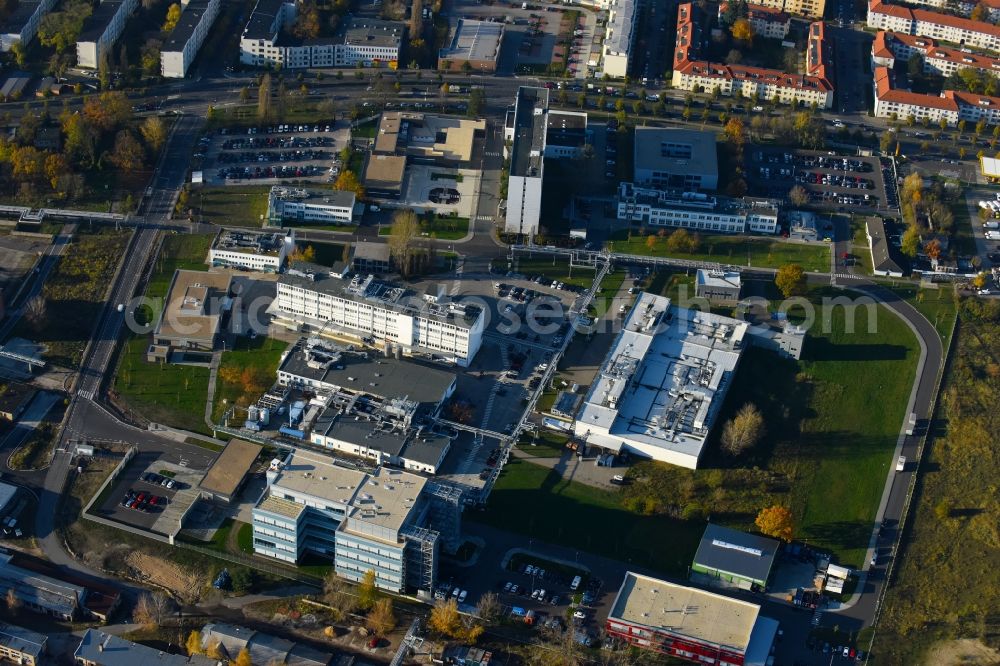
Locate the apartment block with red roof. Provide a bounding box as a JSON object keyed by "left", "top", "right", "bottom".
{"left": 872, "top": 65, "right": 1000, "bottom": 125}
{"left": 867, "top": 0, "right": 1000, "bottom": 52}
{"left": 718, "top": 3, "right": 791, "bottom": 39}
{"left": 672, "top": 3, "right": 833, "bottom": 108}
{"left": 872, "top": 30, "right": 1000, "bottom": 78}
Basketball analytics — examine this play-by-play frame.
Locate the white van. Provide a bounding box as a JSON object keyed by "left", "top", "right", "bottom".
{"left": 570, "top": 575, "right": 582, "bottom": 591}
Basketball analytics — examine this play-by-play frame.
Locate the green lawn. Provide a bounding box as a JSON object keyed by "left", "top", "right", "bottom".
{"left": 211, "top": 336, "right": 289, "bottom": 423}
{"left": 379, "top": 215, "right": 470, "bottom": 240}
{"left": 609, "top": 234, "right": 831, "bottom": 272}
{"left": 352, "top": 119, "right": 378, "bottom": 139}
{"left": 195, "top": 186, "right": 270, "bottom": 227}
{"left": 473, "top": 458, "right": 704, "bottom": 576}
{"left": 885, "top": 284, "right": 959, "bottom": 346}
{"left": 516, "top": 430, "right": 569, "bottom": 458}
{"left": 147, "top": 234, "right": 215, "bottom": 319}
{"left": 505, "top": 257, "right": 600, "bottom": 289}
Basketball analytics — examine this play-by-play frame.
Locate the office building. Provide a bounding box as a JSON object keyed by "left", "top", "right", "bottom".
{"left": 0, "top": 623, "right": 45, "bottom": 666}
{"left": 76, "top": 0, "right": 139, "bottom": 69}
{"left": 601, "top": 0, "right": 637, "bottom": 78}
{"left": 252, "top": 449, "right": 461, "bottom": 593}
{"left": 718, "top": 3, "right": 790, "bottom": 39}
{"left": 350, "top": 241, "right": 392, "bottom": 273}
{"left": 691, "top": 524, "right": 780, "bottom": 590}
{"left": 198, "top": 439, "right": 262, "bottom": 503}
{"left": 574, "top": 293, "right": 748, "bottom": 469}
{"left": 437, "top": 19, "right": 503, "bottom": 73}
{"left": 867, "top": 0, "right": 1000, "bottom": 52}
{"left": 363, "top": 154, "right": 407, "bottom": 199}
{"left": 695, "top": 270, "right": 743, "bottom": 306}
{"left": 545, "top": 109, "right": 588, "bottom": 158}
{"left": 148, "top": 269, "right": 232, "bottom": 363}
{"left": 240, "top": 0, "right": 403, "bottom": 70}
{"left": 161, "top": 0, "right": 222, "bottom": 78}
{"left": 872, "top": 30, "right": 1000, "bottom": 78}
{"left": 0, "top": 0, "right": 58, "bottom": 52}
{"left": 373, "top": 111, "right": 485, "bottom": 165}
{"left": 208, "top": 229, "right": 293, "bottom": 273}
{"left": 617, "top": 184, "right": 779, "bottom": 235}
{"left": 273, "top": 272, "right": 485, "bottom": 367}
{"left": 268, "top": 186, "right": 356, "bottom": 226}
{"left": 606, "top": 572, "right": 779, "bottom": 664}
{"left": 75, "top": 629, "right": 217, "bottom": 666}
{"left": 633, "top": 127, "right": 718, "bottom": 191}
{"left": 673, "top": 4, "right": 833, "bottom": 109}
{"left": 504, "top": 87, "right": 547, "bottom": 235}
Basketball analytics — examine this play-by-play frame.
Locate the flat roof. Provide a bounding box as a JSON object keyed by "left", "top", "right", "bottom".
{"left": 609, "top": 572, "right": 760, "bottom": 652}
{"left": 271, "top": 448, "right": 367, "bottom": 504}
{"left": 270, "top": 186, "right": 356, "bottom": 209}
{"left": 153, "top": 269, "right": 232, "bottom": 344}
{"left": 400, "top": 434, "right": 450, "bottom": 466}
{"left": 76, "top": 629, "right": 217, "bottom": 666}
{"left": 363, "top": 154, "right": 407, "bottom": 191}
{"left": 696, "top": 269, "right": 742, "bottom": 291}
{"left": 338, "top": 16, "right": 404, "bottom": 48}
{"left": 164, "top": 0, "right": 215, "bottom": 50}
{"left": 510, "top": 87, "right": 548, "bottom": 179}
{"left": 605, "top": 0, "right": 637, "bottom": 55}
{"left": 0, "top": 622, "right": 46, "bottom": 658}
{"left": 211, "top": 229, "right": 286, "bottom": 257}
{"left": 353, "top": 240, "right": 391, "bottom": 263}
{"left": 439, "top": 18, "right": 503, "bottom": 62}
{"left": 79, "top": 0, "right": 129, "bottom": 43}
{"left": 199, "top": 439, "right": 261, "bottom": 498}
{"left": 633, "top": 127, "right": 718, "bottom": 178}
{"left": 314, "top": 412, "right": 409, "bottom": 457}
{"left": 1, "top": 1, "right": 42, "bottom": 33}
{"left": 344, "top": 466, "right": 428, "bottom": 534}
{"left": 0, "top": 482, "right": 17, "bottom": 513}
{"left": 242, "top": 0, "right": 283, "bottom": 40}
{"left": 374, "top": 112, "right": 485, "bottom": 163}
{"left": 982, "top": 155, "right": 1000, "bottom": 176}
{"left": 255, "top": 495, "right": 305, "bottom": 520}
{"left": 278, "top": 338, "right": 456, "bottom": 405}
{"left": 693, "top": 524, "right": 779, "bottom": 583}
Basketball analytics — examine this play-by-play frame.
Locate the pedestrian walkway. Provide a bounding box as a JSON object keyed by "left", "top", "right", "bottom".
{"left": 204, "top": 350, "right": 222, "bottom": 430}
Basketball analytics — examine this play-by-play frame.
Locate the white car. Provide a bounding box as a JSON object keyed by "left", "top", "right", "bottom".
{"left": 573, "top": 610, "right": 586, "bottom": 620}
{"left": 458, "top": 590, "right": 468, "bottom": 602}
{"left": 896, "top": 455, "right": 906, "bottom": 472}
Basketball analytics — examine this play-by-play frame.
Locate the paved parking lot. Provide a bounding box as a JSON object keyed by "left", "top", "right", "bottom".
{"left": 197, "top": 122, "right": 350, "bottom": 185}
{"left": 746, "top": 147, "right": 893, "bottom": 214}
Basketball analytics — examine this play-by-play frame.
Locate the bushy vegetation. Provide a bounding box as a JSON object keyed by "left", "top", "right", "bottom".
{"left": 874, "top": 299, "right": 1000, "bottom": 663}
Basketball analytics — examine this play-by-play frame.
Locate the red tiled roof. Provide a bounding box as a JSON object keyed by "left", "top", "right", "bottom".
{"left": 877, "top": 30, "right": 1000, "bottom": 70}
{"left": 873, "top": 65, "right": 960, "bottom": 110}
{"left": 872, "top": 30, "right": 894, "bottom": 60}
{"left": 869, "top": 0, "right": 1000, "bottom": 39}
{"left": 719, "top": 2, "right": 790, "bottom": 22}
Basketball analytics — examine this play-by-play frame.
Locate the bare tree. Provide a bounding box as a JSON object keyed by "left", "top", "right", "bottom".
{"left": 788, "top": 185, "right": 810, "bottom": 207}
{"left": 322, "top": 571, "right": 358, "bottom": 620}
{"left": 133, "top": 591, "right": 171, "bottom": 627}
{"left": 387, "top": 209, "right": 419, "bottom": 277}
{"left": 365, "top": 598, "right": 397, "bottom": 636}
{"left": 24, "top": 295, "right": 47, "bottom": 331}
{"left": 5, "top": 589, "right": 21, "bottom": 613}
{"left": 721, "top": 403, "right": 765, "bottom": 456}
{"left": 475, "top": 591, "right": 502, "bottom": 626}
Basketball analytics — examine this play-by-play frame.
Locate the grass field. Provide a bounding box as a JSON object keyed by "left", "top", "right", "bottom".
{"left": 211, "top": 336, "right": 289, "bottom": 423}
{"left": 195, "top": 186, "right": 270, "bottom": 227}
{"left": 505, "top": 257, "right": 601, "bottom": 289}
{"left": 516, "top": 430, "right": 569, "bottom": 458}
{"left": 379, "top": 214, "right": 469, "bottom": 240}
{"left": 609, "top": 234, "right": 831, "bottom": 272}
{"left": 886, "top": 283, "right": 959, "bottom": 346}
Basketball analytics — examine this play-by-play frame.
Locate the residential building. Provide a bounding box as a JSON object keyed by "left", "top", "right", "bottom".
{"left": 872, "top": 30, "right": 1000, "bottom": 78}
{"left": 606, "top": 572, "right": 779, "bottom": 663}
{"left": 240, "top": 0, "right": 403, "bottom": 70}
{"left": 197, "top": 439, "right": 262, "bottom": 503}
{"left": 251, "top": 449, "right": 461, "bottom": 593}
{"left": 504, "top": 86, "right": 548, "bottom": 235}
{"left": 691, "top": 524, "right": 780, "bottom": 590}
{"left": 0, "top": 623, "right": 45, "bottom": 666}
{"left": 777, "top": 0, "right": 825, "bottom": 19}
{"left": 373, "top": 112, "right": 485, "bottom": 165}
{"left": 161, "top": 0, "right": 222, "bottom": 78}
{"left": 632, "top": 127, "right": 718, "bottom": 191}
{"left": 695, "top": 270, "right": 742, "bottom": 306}
{"left": 866, "top": 216, "right": 904, "bottom": 276}
{"left": 673, "top": 4, "right": 833, "bottom": 108}
{"left": 76, "top": 0, "right": 139, "bottom": 69}
{"left": 268, "top": 186, "right": 356, "bottom": 226}
{"left": 872, "top": 65, "right": 1000, "bottom": 125}
{"left": 75, "top": 629, "right": 217, "bottom": 666}
{"left": 208, "top": 229, "right": 293, "bottom": 273}
{"left": 0, "top": 0, "right": 58, "bottom": 52}
{"left": 200, "top": 623, "right": 338, "bottom": 666}
{"left": 574, "top": 293, "right": 749, "bottom": 469}
{"left": 718, "top": 3, "right": 790, "bottom": 40}
{"left": 617, "top": 184, "right": 780, "bottom": 235}
{"left": 867, "top": 0, "right": 1000, "bottom": 52}
{"left": 0, "top": 550, "right": 84, "bottom": 620}
{"left": 148, "top": 269, "right": 233, "bottom": 364}
{"left": 272, "top": 272, "right": 485, "bottom": 366}
{"left": 437, "top": 18, "right": 503, "bottom": 73}
{"left": 601, "top": 0, "right": 637, "bottom": 77}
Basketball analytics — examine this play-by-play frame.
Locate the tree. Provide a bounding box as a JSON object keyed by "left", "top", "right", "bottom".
{"left": 163, "top": 3, "right": 181, "bottom": 32}
{"left": 44, "top": 153, "right": 69, "bottom": 190}
{"left": 235, "top": 647, "right": 253, "bottom": 666}
{"left": 475, "top": 592, "right": 502, "bottom": 626}
{"left": 357, "top": 569, "right": 379, "bottom": 610}
{"left": 257, "top": 73, "right": 272, "bottom": 122}
{"left": 468, "top": 87, "right": 486, "bottom": 117}
{"left": 293, "top": 0, "right": 321, "bottom": 39}
{"left": 186, "top": 630, "right": 203, "bottom": 656}
{"left": 409, "top": 0, "right": 423, "bottom": 35}
{"left": 388, "top": 209, "right": 420, "bottom": 277}
{"left": 140, "top": 116, "right": 167, "bottom": 153}
{"left": 972, "top": 271, "right": 988, "bottom": 289}
{"left": 731, "top": 18, "right": 753, "bottom": 44}
{"left": 756, "top": 505, "right": 794, "bottom": 541}
{"left": 110, "top": 130, "right": 146, "bottom": 171}
{"left": 82, "top": 91, "right": 132, "bottom": 133}
{"left": 971, "top": 1, "right": 989, "bottom": 21}
{"left": 723, "top": 117, "right": 746, "bottom": 148}
{"left": 24, "top": 295, "right": 47, "bottom": 331}
{"left": 788, "top": 185, "right": 809, "bottom": 206}
{"left": 725, "top": 48, "right": 743, "bottom": 65}
{"left": 900, "top": 225, "right": 921, "bottom": 258}
{"left": 428, "top": 598, "right": 467, "bottom": 638}
{"left": 774, "top": 263, "right": 806, "bottom": 297}
{"left": 366, "top": 598, "right": 397, "bottom": 636}
{"left": 290, "top": 244, "right": 316, "bottom": 263}
{"left": 141, "top": 39, "right": 162, "bottom": 75}
{"left": 645, "top": 234, "right": 657, "bottom": 250}
{"left": 4, "top": 588, "right": 20, "bottom": 613}
{"left": 323, "top": 571, "right": 358, "bottom": 620}
{"left": 333, "top": 169, "right": 364, "bottom": 199}
{"left": 132, "top": 591, "right": 170, "bottom": 627}
{"left": 924, "top": 238, "right": 942, "bottom": 260}
{"left": 38, "top": 0, "right": 92, "bottom": 54}
{"left": 720, "top": 403, "right": 765, "bottom": 456}
{"left": 665, "top": 228, "right": 699, "bottom": 254}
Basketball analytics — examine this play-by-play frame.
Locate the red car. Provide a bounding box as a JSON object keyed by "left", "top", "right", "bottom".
{"left": 367, "top": 636, "right": 379, "bottom": 649}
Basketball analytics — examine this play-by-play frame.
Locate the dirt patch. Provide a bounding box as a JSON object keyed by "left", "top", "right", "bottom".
{"left": 125, "top": 551, "right": 203, "bottom": 603}
{"left": 925, "top": 639, "right": 1000, "bottom": 666}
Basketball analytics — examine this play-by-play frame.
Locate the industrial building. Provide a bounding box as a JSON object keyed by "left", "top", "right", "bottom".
{"left": 75, "top": 629, "right": 217, "bottom": 666}
{"left": 76, "top": 0, "right": 139, "bottom": 69}
{"left": 272, "top": 272, "right": 485, "bottom": 367}
{"left": 606, "top": 572, "right": 779, "bottom": 664}
{"left": 695, "top": 270, "right": 743, "bottom": 306}
{"left": 208, "top": 229, "right": 294, "bottom": 273}
{"left": 617, "top": 184, "right": 779, "bottom": 235}
{"left": 574, "top": 293, "right": 748, "bottom": 469}
{"left": 160, "top": 0, "right": 222, "bottom": 78}
{"left": 148, "top": 269, "right": 233, "bottom": 364}
{"left": 267, "top": 186, "right": 357, "bottom": 226}
{"left": 251, "top": 448, "right": 462, "bottom": 594}
{"left": 632, "top": 127, "right": 718, "bottom": 191}
{"left": 0, "top": 0, "right": 58, "bottom": 52}
{"left": 239, "top": 0, "right": 403, "bottom": 70}
{"left": 601, "top": 0, "right": 637, "bottom": 78}
{"left": 437, "top": 18, "right": 504, "bottom": 73}
{"left": 691, "top": 524, "right": 780, "bottom": 590}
